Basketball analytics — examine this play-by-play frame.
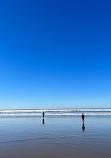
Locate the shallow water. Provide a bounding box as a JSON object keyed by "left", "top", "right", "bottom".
{"left": 0, "top": 116, "right": 111, "bottom": 158}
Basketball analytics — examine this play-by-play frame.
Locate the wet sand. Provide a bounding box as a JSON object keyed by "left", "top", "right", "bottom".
{"left": 0, "top": 116, "right": 111, "bottom": 158}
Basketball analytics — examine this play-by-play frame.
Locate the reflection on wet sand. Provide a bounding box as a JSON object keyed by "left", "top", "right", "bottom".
{"left": 81, "top": 113, "right": 85, "bottom": 131}
{"left": 82, "top": 122, "right": 85, "bottom": 131}
{"left": 0, "top": 116, "right": 111, "bottom": 158}
{"left": 42, "top": 118, "right": 45, "bottom": 124}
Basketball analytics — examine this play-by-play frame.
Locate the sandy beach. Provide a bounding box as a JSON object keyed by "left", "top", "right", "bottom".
{"left": 0, "top": 116, "right": 111, "bottom": 158}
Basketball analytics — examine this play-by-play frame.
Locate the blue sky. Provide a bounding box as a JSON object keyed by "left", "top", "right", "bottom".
{"left": 0, "top": 0, "right": 111, "bottom": 109}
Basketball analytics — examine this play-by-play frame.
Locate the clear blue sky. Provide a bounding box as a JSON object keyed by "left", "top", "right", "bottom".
{"left": 0, "top": 0, "right": 111, "bottom": 109}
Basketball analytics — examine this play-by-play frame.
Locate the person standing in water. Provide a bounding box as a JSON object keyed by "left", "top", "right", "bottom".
{"left": 42, "top": 112, "right": 45, "bottom": 125}
{"left": 43, "top": 112, "right": 45, "bottom": 118}
{"left": 82, "top": 113, "right": 85, "bottom": 122}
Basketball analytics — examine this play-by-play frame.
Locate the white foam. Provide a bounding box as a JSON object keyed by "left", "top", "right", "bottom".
{"left": 0, "top": 112, "right": 111, "bottom": 116}
{"left": 0, "top": 108, "right": 111, "bottom": 113}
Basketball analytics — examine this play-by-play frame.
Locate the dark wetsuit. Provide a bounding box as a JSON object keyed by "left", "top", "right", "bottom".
{"left": 82, "top": 113, "right": 85, "bottom": 122}
{"left": 43, "top": 112, "right": 45, "bottom": 118}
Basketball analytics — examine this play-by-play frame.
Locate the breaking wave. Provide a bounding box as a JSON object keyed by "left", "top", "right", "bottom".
{"left": 0, "top": 109, "right": 111, "bottom": 116}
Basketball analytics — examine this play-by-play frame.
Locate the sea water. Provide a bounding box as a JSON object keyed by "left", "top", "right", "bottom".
{"left": 0, "top": 110, "right": 111, "bottom": 158}
{"left": 0, "top": 108, "right": 111, "bottom": 116}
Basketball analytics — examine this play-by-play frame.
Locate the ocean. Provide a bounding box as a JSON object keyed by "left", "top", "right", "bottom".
{"left": 0, "top": 108, "right": 111, "bottom": 116}
{"left": 0, "top": 108, "right": 111, "bottom": 158}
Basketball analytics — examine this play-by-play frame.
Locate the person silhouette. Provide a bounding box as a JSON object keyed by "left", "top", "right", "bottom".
{"left": 43, "top": 112, "right": 45, "bottom": 118}
{"left": 82, "top": 122, "right": 85, "bottom": 131}
{"left": 82, "top": 113, "right": 85, "bottom": 122}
